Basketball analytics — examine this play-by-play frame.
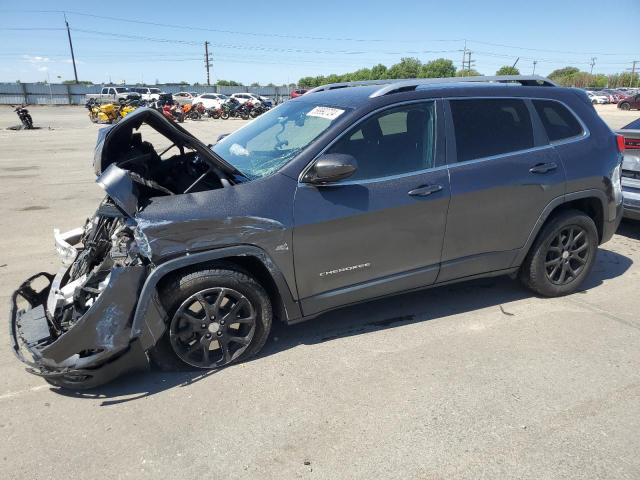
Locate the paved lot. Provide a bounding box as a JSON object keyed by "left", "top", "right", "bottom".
{"left": 0, "top": 104, "right": 639, "bottom": 480}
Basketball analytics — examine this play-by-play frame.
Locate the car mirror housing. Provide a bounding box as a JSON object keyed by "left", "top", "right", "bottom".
{"left": 303, "top": 153, "right": 358, "bottom": 185}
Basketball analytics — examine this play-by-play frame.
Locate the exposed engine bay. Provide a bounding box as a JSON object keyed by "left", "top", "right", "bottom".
{"left": 101, "top": 127, "right": 226, "bottom": 204}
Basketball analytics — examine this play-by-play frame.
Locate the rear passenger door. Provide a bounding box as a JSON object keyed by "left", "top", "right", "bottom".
{"left": 439, "top": 97, "right": 565, "bottom": 282}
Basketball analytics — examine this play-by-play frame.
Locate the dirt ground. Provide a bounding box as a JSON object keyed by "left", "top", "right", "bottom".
{"left": 0, "top": 104, "right": 639, "bottom": 480}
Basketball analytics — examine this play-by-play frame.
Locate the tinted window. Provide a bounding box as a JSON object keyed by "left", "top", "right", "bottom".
{"left": 533, "top": 100, "right": 583, "bottom": 142}
{"left": 327, "top": 102, "right": 436, "bottom": 180}
{"left": 450, "top": 99, "right": 533, "bottom": 162}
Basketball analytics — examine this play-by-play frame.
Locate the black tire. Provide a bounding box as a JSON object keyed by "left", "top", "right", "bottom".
{"left": 149, "top": 268, "right": 272, "bottom": 371}
{"left": 519, "top": 209, "right": 598, "bottom": 297}
{"left": 220, "top": 111, "right": 229, "bottom": 120}
{"left": 619, "top": 102, "right": 631, "bottom": 111}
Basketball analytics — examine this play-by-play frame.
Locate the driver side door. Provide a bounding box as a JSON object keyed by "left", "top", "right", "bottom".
{"left": 293, "top": 100, "right": 450, "bottom": 316}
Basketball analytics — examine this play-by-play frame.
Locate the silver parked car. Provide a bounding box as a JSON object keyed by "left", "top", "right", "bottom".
{"left": 618, "top": 118, "right": 640, "bottom": 220}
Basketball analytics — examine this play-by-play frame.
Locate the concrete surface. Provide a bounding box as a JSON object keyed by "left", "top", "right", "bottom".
{"left": 0, "top": 104, "right": 639, "bottom": 480}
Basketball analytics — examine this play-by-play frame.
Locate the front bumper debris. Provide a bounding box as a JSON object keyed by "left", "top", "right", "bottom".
{"left": 10, "top": 267, "right": 149, "bottom": 389}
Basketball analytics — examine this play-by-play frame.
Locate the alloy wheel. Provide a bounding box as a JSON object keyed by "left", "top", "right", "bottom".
{"left": 169, "top": 287, "right": 256, "bottom": 368}
{"left": 544, "top": 226, "right": 591, "bottom": 285}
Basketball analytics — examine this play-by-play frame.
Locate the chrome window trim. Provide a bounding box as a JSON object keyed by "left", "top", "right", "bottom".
{"left": 445, "top": 96, "right": 590, "bottom": 165}
{"left": 297, "top": 99, "right": 439, "bottom": 185}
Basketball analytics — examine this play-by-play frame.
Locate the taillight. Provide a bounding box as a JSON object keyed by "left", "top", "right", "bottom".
{"left": 616, "top": 134, "right": 625, "bottom": 152}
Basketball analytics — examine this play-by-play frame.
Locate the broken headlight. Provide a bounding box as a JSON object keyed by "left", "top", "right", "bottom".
{"left": 133, "top": 226, "right": 152, "bottom": 260}
{"left": 54, "top": 227, "right": 85, "bottom": 266}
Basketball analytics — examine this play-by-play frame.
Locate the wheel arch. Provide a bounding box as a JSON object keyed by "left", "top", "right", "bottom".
{"left": 131, "top": 246, "right": 301, "bottom": 350}
{"left": 513, "top": 190, "right": 607, "bottom": 268}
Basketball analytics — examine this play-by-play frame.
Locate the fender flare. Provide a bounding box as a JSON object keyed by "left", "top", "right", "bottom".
{"left": 131, "top": 245, "right": 302, "bottom": 350}
{"left": 512, "top": 189, "right": 608, "bottom": 267}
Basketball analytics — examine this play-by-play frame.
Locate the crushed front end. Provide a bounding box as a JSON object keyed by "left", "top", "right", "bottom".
{"left": 10, "top": 199, "right": 150, "bottom": 389}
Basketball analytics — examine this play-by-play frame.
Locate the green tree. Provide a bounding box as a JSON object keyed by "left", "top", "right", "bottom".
{"left": 217, "top": 80, "right": 243, "bottom": 86}
{"left": 548, "top": 66, "right": 580, "bottom": 81}
{"left": 496, "top": 66, "right": 520, "bottom": 76}
{"left": 420, "top": 58, "right": 456, "bottom": 78}
{"left": 387, "top": 57, "right": 422, "bottom": 78}
{"left": 250, "top": 82, "right": 260, "bottom": 87}
{"left": 456, "top": 68, "right": 482, "bottom": 77}
{"left": 62, "top": 80, "right": 93, "bottom": 85}
{"left": 370, "top": 64, "right": 388, "bottom": 80}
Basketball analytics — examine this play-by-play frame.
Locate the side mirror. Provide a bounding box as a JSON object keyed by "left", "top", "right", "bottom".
{"left": 304, "top": 153, "right": 358, "bottom": 184}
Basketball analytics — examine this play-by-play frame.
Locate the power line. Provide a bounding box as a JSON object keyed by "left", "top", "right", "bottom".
{"left": 2, "top": 8, "right": 636, "bottom": 58}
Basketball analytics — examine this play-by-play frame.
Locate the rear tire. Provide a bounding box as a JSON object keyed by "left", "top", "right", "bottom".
{"left": 519, "top": 210, "right": 598, "bottom": 297}
{"left": 619, "top": 102, "right": 631, "bottom": 111}
{"left": 149, "top": 268, "right": 272, "bottom": 371}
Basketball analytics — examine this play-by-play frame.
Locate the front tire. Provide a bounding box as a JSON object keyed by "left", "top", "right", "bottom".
{"left": 149, "top": 268, "right": 272, "bottom": 371}
{"left": 519, "top": 210, "right": 598, "bottom": 297}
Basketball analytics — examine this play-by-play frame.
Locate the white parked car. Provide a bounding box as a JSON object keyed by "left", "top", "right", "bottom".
{"left": 172, "top": 92, "right": 199, "bottom": 105}
{"left": 130, "top": 87, "right": 163, "bottom": 101}
{"left": 230, "top": 93, "right": 273, "bottom": 107}
{"left": 191, "top": 93, "right": 228, "bottom": 109}
{"left": 586, "top": 91, "right": 608, "bottom": 104}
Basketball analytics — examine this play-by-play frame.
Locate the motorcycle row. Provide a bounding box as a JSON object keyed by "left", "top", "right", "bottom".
{"left": 85, "top": 94, "right": 271, "bottom": 125}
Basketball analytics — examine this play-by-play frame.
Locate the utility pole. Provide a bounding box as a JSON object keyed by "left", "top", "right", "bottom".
{"left": 461, "top": 40, "right": 467, "bottom": 76}
{"left": 589, "top": 57, "right": 597, "bottom": 75}
{"left": 64, "top": 13, "right": 79, "bottom": 84}
{"left": 461, "top": 50, "right": 474, "bottom": 76}
{"left": 631, "top": 60, "right": 638, "bottom": 88}
{"left": 204, "top": 41, "right": 212, "bottom": 86}
{"left": 512, "top": 57, "right": 519, "bottom": 69}
{"left": 532, "top": 60, "right": 537, "bottom": 75}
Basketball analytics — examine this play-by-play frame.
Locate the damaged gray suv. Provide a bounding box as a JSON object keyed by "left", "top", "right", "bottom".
{"left": 11, "top": 76, "right": 624, "bottom": 388}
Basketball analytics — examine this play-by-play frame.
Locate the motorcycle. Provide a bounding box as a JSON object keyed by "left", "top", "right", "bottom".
{"left": 220, "top": 99, "right": 249, "bottom": 120}
{"left": 13, "top": 105, "right": 34, "bottom": 129}
{"left": 206, "top": 105, "right": 223, "bottom": 119}
{"left": 182, "top": 101, "right": 205, "bottom": 120}
{"left": 85, "top": 99, "right": 119, "bottom": 124}
{"left": 117, "top": 99, "right": 137, "bottom": 120}
{"left": 162, "top": 102, "right": 185, "bottom": 123}
{"left": 249, "top": 102, "right": 270, "bottom": 118}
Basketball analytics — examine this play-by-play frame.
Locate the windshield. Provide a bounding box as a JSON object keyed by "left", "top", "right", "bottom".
{"left": 213, "top": 101, "right": 350, "bottom": 179}
{"left": 150, "top": 88, "right": 160, "bottom": 93}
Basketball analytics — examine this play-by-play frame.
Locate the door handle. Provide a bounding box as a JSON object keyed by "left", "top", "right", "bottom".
{"left": 529, "top": 162, "right": 558, "bottom": 174}
{"left": 408, "top": 184, "right": 443, "bottom": 197}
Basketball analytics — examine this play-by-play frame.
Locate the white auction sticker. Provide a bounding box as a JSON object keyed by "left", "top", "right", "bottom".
{"left": 306, "top": 106, "right": 345, "bottom": 120}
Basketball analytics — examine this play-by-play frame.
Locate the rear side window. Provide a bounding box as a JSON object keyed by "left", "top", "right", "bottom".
{"left": 533, "top": 100, "right": 583, "bottom": 142}
{"left": 450, "top": 99, "right": 533, "bottom": 162}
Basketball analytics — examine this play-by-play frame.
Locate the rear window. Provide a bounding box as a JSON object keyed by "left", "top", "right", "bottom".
{"left": 450, "top": 99, "right": 534, "bottom": 162}
{"left": 533, "top": 100, "right": 583, "bottom": 142}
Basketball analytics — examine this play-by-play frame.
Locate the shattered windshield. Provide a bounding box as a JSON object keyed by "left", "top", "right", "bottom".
{"left": 213, "top": 101, "right": 350, "bottom": 179}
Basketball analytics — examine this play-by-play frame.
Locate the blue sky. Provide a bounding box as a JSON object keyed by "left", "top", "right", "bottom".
{"left": 0, "top": 0, "right": 638, "bottom": 85}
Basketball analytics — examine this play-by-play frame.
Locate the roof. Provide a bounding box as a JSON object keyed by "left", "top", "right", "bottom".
{"left": 299, "top": 75, "right": 557, "bottom": 108}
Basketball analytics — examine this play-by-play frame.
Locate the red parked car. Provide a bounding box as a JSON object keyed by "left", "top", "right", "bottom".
{"left": 618, "top": 93, "right": 640, "bottom": 111}
{"left": 290, "top": 88, "right": 308, "bottom": 98}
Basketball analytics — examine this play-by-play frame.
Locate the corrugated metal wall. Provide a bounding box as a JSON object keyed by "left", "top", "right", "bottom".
{"left": 0, "top": 83, "right": 293, "bottom": 105}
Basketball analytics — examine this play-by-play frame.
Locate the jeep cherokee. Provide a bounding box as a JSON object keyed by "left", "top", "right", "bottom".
{"left": 10, "top": 75, "right": 624, "bottom": 388}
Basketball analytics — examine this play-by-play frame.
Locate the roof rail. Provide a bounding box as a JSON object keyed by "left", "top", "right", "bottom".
{"left": 305, "top": 75, "right": 557, "bottom": 98}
